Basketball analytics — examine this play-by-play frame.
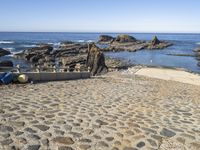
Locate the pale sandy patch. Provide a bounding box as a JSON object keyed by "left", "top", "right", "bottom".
{"left": 135, "top": 67, "right": 200, "bottom": 86}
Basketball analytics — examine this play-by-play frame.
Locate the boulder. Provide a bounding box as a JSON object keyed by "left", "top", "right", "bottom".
{"left": 0, "top": 48, "right": 11, "bottom": 57}
{"left": 86, "top": 43, "right": 108, "bottom": 76}
{"left": 114, "top": 34, "right": 137, "bottom": 43}
{"left": 98, "top": 35, "right": 115, "bottom": 43}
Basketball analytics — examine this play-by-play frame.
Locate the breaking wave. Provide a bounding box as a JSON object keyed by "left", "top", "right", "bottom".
{"left": 0, "top": 41, "right": 15, "bottom": 44}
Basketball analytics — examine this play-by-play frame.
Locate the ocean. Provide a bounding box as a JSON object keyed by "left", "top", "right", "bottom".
{"left": 0, "top": 32, "right": 200, "bottom": 72}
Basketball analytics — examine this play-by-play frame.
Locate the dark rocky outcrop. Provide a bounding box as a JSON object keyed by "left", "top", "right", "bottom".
{"left": 87, "top": 43, "right": 108, "bottom": 76}
{"left": 0, "top": 48, "right": 11, "bottom": 57}
{"left": 194, "top": 47, "right": 200, "bottom": 66}
{"left": 15, "top": 45, "right": 53, "bottom": 63}
{"left": 99, "top": 35, "right": 172, "bottom": 52}
{"left": 98, "top": 35, "right": 115, "bottom": 43}
{"left": 114, "top": 34, "right": 137, "bottom": 43}
{"left": 0, "top": 60, "right": 14, "bottom": 71}
{"left": 151, "top": 36, "right": 160, "bottom": 46}
{"left": 147, "top": 36, "right": 172, "bottom": 50}
{"left": 15, "top": 45, "right": 55, "bottom": 67}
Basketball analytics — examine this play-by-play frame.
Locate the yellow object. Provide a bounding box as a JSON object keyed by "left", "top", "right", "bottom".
{"left": 18, "top": 74, "right": 28, "bottom": 83}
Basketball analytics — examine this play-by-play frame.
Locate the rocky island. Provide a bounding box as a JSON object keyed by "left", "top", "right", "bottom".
{"left": 98, "top": 34, "right": 173, "bottom": 52}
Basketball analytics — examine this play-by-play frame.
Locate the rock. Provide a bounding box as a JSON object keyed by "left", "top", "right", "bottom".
{"left": 160, "top": 128, "right": 176, "bottom": 138}
{"left": 27, "top": 145, "right": 41, "bottom": 150}
{"left": 15, "top": 45, "right": 53, "bottom": 65}
{"left": 0, "top": 60, "right": 13, "bottom": 68}
{"left": 34, "top": 125, "right": 50, "bottom": 131}
{"left": 147, "top": 36, "right": 172, "bottom": 50}
{"left": 79, "top": 144, "right": 91, "bottom": 150}
{"left": 136, "top": 141, "right": 145, "bottom": 148}
{"left": 86, "top": 43, "right": 108, "bottom": 76}
{"left": 98, "top": 35, "right": 115, "bottom": 43}
{"left": 24, "top": 127, "right": 37, "bottom": 133}
{"left": 53, "top": 136, "right": 74, "bottom": 145}
{"left": 100, "top": 35, "right": 172, "bottom": 52}
{"left": 0, "top": 48, "right": 11, "bottom": 57}
{"left": 0, "top": 125, "right": 13, "bottom": 132}
{"left": 114, "top": 34, "right": 137, "bottom": 43}
{"left": 58, "top": 146, "right": 74, "bottom": 150}
{"left": 1, "top": 139, "right": 13, "bottom": 145}
{"left": 9, "top": 121, "right": 25, "bottom": 127}
{"left": 151, "top": 36, "right": 160, "bottom": 46}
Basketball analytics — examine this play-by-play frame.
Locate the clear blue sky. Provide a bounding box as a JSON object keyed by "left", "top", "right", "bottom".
{"left": 0, "top": 0, "right": 200, "bottom": 33}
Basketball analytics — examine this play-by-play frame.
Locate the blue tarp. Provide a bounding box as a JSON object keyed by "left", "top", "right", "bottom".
{"left": 0, "top": 72, "right": 13, "bottom": 85}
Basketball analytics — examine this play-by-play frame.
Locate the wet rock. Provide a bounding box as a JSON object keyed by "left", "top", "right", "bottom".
{"left": 53, "top": 136, "right": 74, "bottom": 145}
{"left": 27, "top": 145, "right": 41, "bottom": 150}
{"left": 86, "top": 43, "right": 108, "bottom": 76}
{"left": 0, "top": 48, "right": 11, "bottom": 57}
{"left": 160, "top": 128, "right": 176, "bottom": 138}
{"left": 34, "top": 125, "right": 50, "bottom": 131}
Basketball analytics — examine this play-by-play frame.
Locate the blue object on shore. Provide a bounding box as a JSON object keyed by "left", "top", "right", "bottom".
{"left": 0, "top": 72, "right": 13, "bottom": 85}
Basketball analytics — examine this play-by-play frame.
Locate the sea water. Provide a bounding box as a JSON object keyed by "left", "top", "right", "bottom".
{"left": 0, "top": 32, "right": 200, "bottom": 72}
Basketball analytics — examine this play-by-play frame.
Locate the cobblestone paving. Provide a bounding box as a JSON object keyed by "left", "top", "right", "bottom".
{"left": 0, "top": 72, "right": 200, "bottom": 150}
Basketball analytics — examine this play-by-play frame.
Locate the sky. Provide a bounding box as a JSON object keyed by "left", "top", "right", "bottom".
{"left": 0, "top": 0, "right": 200, "bottom": 33}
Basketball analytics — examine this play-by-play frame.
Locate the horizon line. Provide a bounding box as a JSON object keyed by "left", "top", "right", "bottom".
{"left": 0, "top": 31, "right": 200, "bottom": 34}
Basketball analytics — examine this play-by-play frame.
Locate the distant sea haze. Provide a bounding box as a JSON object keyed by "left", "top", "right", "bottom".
{"left": 0, "top": 32, "right": 200, "bottom": 73}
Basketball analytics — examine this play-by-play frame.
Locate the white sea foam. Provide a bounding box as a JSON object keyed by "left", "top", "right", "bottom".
{"left": 87, "top": 40, "right": 94, "bottom": 43}
{"left": 77, "top": 40, "right": 85, "bottom": 43}
{"left": 0, "top": 41, "right": 14, "bottom": 44}
{"left": 4, "top": 47, "right": 15, "bottom": 51}
{"left": 21, "top": 44, "right": 37, "bottom": 48}
{"left": 196, "top": 42, "right": 200, "bottom": 45}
